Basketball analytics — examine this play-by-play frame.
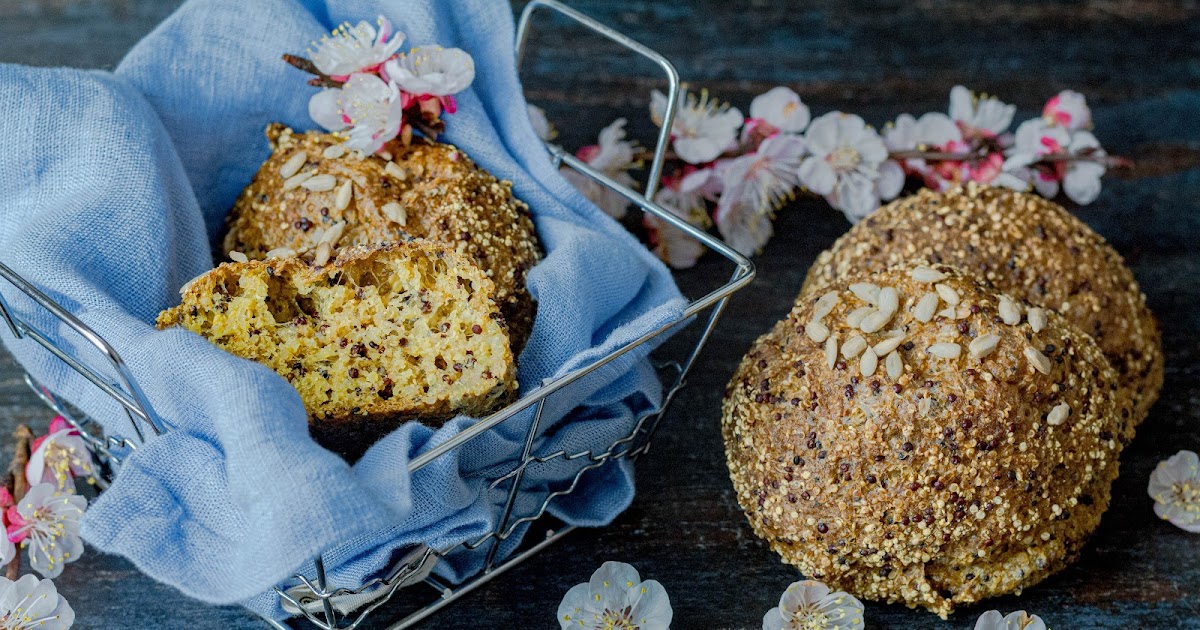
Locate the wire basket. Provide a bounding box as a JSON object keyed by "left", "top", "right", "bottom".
{"left": 0, "top": 1, "right": 754, "bottom": 628}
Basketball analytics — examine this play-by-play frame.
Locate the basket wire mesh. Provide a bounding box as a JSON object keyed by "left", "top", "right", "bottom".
{"left": 0, "top": 1, "right": 754, "bottom": 628}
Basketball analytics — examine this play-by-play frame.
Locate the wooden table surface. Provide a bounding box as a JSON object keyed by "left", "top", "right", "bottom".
{"left": 2, "top": 1, "right": 1199, "bottom": 628}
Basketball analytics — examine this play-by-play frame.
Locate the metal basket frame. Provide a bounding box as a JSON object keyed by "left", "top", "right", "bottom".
{"left": 0, "top": 2, "right": 754, "bottom": 628}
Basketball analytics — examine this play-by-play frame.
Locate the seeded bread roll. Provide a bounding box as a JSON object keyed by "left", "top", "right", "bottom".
{"left": 222, "top": 124, "right": 542, "bottom": 351}
{"left": 157, "top": 242, "right": 516, "bottom": 459}
{"left": 723, "top": 264, "right": 1130, "bottom": 617}
{"left": 801, "top": 184, "right": 1161, "bottom": 428}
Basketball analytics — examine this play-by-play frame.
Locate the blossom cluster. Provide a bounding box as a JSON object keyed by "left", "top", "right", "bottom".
{"left": 542, "top": 84, "right": 1118, "bottom": 268}
{"left": 2, "top": 417, "right": 89, "bottom": 581}
{"left": 287, "top": 17, "right": 475, "bottom": 154}
{"left": 0, "top": 417, "right": 87, "bottom": 629}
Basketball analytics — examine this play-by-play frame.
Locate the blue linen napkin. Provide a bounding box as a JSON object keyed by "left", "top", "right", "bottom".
{"left": 0, "top": 0, "right": 685, "bottom": 619}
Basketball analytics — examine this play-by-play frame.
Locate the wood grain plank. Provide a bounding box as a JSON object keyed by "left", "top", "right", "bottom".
{"left": 0, "top": 1, "right": 1197, "bottom": 628}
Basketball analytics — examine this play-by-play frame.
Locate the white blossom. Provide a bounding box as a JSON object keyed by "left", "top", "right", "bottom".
{"left": 0, "top": 574, "right": 74, "bottom": 630}
{"left": 715, "top": 134, "right": 806, "bottom": 255}
{"left": 1148, "top": 450, "right": 1200, "bottom": 533}
{"left": 882, "top": 111, "right": 964, "bottom": 191}
{"left": 1060, "top": 131, "right": 1106, "bottom": 204}
{"left": 798, "top": 112, "right": 889, "bottom": 222}
{"left": 527, "top": 104, "right": 557, "bottom": 142}
{"left": 749, "top": 86, "right": 811, "bottom": 134}
{"left": 651, "top": 89, "right": 744, "bottom": 165}
{"left": 1043, "top": 89, "right": 1092, "bottom": 132}
{"left": 6, "top": 484, "right": 86, "bottom": 579}
{"left": 561, "top": 118, "right": 640, "bottom": 219}
{"left": 974, "top": 610, "right": 1048, "bottom": 630}
{"left": 1003, "top": 118, "right": 1070, "bottom": 197}
{"left": 647, "top": 169, "right": 713, "bottom": 269}
{"left": 762, "top": 580, "right": 864, "bottom": 630}
{"left": 558, "top": 561, "right": 671, "bottom": 630}
{"left": 950, "top": 85, "right": 1016, "bottom": 139}
{"left": 309, "top": 73, "right": 404, "bottom": 154}
{"left": 309, "top": 17, "right": 404, "bottom": 78}
{"left": 384, "top": 46, "right": 475, "bottom": 97}
{"left": 1004, "top": 119, "right": 1105, "bottom": 203}
{"left": 26, "top": 417, "right": 92, "bottom": 491}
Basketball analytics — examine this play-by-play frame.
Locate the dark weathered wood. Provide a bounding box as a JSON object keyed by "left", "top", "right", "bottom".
{"left": 1, "top": 1, "right": 1199, "bottom": 628}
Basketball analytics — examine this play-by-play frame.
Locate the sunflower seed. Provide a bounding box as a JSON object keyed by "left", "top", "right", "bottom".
{"left": 282, "top": 170, "right": 314, "bottom": 190}
{"left": 873, "top": 334, "right": 907, "bottom": 356}
{"left": 265, "top": 247, "right": 296, "bottom": 259}
{"left": 279, "top": 152, "right": 307, "bottom": 179}
{"left": 825, "top": 335, "right": 838, "bottom": 369}
{"left": 999, "top": 295, "right": 1022, "bottom": 325}
{"left": 378, "top": 150, "right": 393, "bottom": 161}
{"left": 911, "top": 266, "right": 947, "bottom": 283}
{"left": 334, "top": 180, "right": 353, "bottom": 211}
{"left": 302, "top": 174, "right": 337, "bottom": 192}
{"left": 228, "top": 251, "right": 249, "bottom": 263}
{"left": 382, "top": 202, "right": 407, "bottom": 226}
{"left": 842, "top": 335, "right": 868, "bottom": 359}
{"left": 1047, "top": 402, "right": 1070, "bottom": 426}
{"left": 1028, "top": 307, "right": 1047, "bottom": 333}
{"left": 913, "top": 292, "right": 939, "bottom": 323}
{"left": 938, "top": 307, "right": 957, "bottom": 319}
{"left": 805, "top": 320, "right": 830, "bottom": 343}
{"left": 313, "top": 242, "right": 332, "bottom": 266}
{"left": 385, "top": 162, "right": 409, "bottom": 181}
{"left": 1024, "top": 346, "right": 1051, "bottom": 375}
{"left": 849, "top": 282, "right": 881, "bottom": 305}
{"left": 885, "top": 351, "right": 903, "bottom": 379}
{"left": 319, "top": 221, "right": 346, "bottom": 247}
{"left": 934, "top": 283, "right": 960, "bottom": 306}
{"left": 877, "top": 287, "right": 899, "bottom": 315}
{"left": 928, "top": 342, "right": 962, "bottom": 359}
{"left": 860, "top": 348, "right": 878, "bottom": 377}
{"left": 812, "top": 291, "right": 840, "bottom": 321}
{"left": 968, "top": 333, "right": 1000, "bottom": 359}
{"left": 847, "top": 306, "right": 874, "bottom": 328}
{"left": 860, "top": 309, "right": 893, "bottom": 333}
{"left": 322, "top": 144, "right": 347, "bottom": 159}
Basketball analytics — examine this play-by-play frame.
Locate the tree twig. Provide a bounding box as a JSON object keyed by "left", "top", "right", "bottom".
{"left": 6, "top": 424, "right": 33, "bottom": 580}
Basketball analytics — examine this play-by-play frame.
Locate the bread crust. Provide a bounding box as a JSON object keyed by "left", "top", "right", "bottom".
{"left": 723, "top": 264, "right": 1129, "bottom": 617}
{"left": 801, "top": 184, "right": 1162, "bottom": 426}
{"left": 158, "top": 242, "right": 516, "bottom": 459}
{"left": 223, "top": 124, "right": 542, "bottom": 351}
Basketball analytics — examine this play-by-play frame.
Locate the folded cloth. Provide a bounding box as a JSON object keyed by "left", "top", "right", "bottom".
{"left": 0, "top": 0, "right": 685, "bottom": 620}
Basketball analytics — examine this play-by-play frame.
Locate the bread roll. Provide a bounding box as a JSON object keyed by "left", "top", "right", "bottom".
{"left": 723, "top": 264, "right": 1129, "bottom": 617}
{"left": 801, "top": 184, "right": 1160, "bottom": 429}
{"left": 223, "top": 124, "right": 542, "bottom": 351}
{"left": 158, "top": 242, "right": 516, "bottom": 458}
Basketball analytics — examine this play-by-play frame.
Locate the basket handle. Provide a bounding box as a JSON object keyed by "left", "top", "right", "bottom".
{"left": 0, "top": 260, "right": 164, "bottom": 442}
{"left": 515, "top": 0, "right": 681, "bottom": 200}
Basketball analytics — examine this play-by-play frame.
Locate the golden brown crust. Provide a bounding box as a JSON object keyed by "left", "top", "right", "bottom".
{"left": 223, "top": 124, "right": 542, "bottom": 351}
{"left": 723, "top": 264, "right": 1129, "bottom": 617}
{"left": 158, "top": 242, "right": 516, "bottom": 458}
{"left": 801, "top": 184, "right": 1162, "bottom": 426}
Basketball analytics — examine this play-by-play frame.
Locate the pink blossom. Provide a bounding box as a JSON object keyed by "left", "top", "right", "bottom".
{"left": 310, "top": 17, "right": 404, "bottom": 79}
{"left": 715, "top": 134, "right": 805, "bottom": 255}
{"left": 308, "top": 73, "right": 405, "bottom": 154}
{"left": 1043, "top": 90, "right": 1092, "bottom": 132}
{"left": 26, "top": 416, "right": 93, "bottom": 491}
{"left": 561, "top": 118, "right": 640, "bottom": 219}
{"left": 5, "top": 484, "right": 85, "bottom": 579}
